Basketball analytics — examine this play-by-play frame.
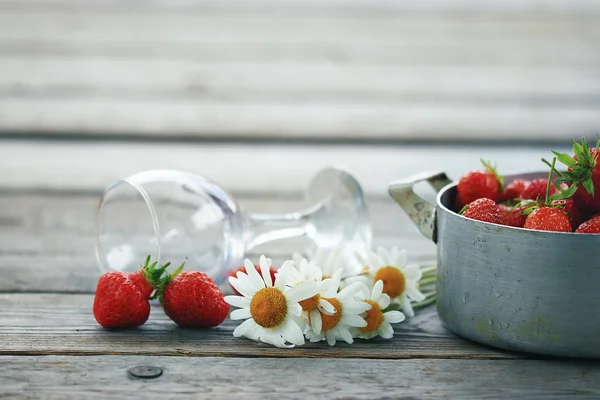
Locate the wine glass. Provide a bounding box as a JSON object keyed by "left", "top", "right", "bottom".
{"left": 95, "top": 166, "right": 372, "bottom": 284}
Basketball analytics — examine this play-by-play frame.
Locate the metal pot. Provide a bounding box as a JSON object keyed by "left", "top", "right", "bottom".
{"left": 388, "top": 171, "right": 600, "bottom": 358}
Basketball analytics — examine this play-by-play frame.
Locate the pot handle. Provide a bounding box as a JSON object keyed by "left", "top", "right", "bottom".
{"left": 387, "top": 171, "right": 452, "bottom": 243}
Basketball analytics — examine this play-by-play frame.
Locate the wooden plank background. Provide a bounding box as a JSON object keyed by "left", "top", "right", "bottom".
{"left": 0, "top": 0, "right": 599, "bottom": 141}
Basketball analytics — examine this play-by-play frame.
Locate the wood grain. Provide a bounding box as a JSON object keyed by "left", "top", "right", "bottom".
{"left": 0, "top": 293, "right": 519, "bottom": 359}
{"left": 0, "top": 140, "right": 573, "bottom": 194}
{"left": 0, "top": 5, "right": 598, "bottom": 141}
{"left": 2, "top": 355, "right": 600, "bottom": 399}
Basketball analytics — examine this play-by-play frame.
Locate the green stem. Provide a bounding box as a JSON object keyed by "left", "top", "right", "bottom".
{"left": 545, "top": 157, "right": 557, "bottom": 203}
{"left": 413, "top": 295, "right": 437, "bottom": 310}
{"left": 419, "top": 277, "right": 437, "bottom": 286}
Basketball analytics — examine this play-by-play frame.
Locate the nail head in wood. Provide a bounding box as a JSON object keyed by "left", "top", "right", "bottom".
{"left": 127, "top": 366, "right": 163, "bottom": 379}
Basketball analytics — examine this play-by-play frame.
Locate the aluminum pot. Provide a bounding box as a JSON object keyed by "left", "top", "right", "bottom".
{"left": 388, "top": 171, "right": 600, "bottom": 358}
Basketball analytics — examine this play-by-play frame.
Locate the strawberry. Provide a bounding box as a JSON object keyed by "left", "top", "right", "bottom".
{"left": 499, "top": 204, "right": 528, "bottom": 228}
{"left": 459, "top": 198, "right": 502, "bottom": 224}
{"left": 498, "top": 179, "right": 529, "bottom": 203}
{"left": 576, "top": 215, "right": 600, "bottom": 233}
{"left": 456, "top": 160, "right": 504, "bottom": 208}
{"left": 524, "top": 207, "right": 572, "bottom": 232}
{"left": 93, "top": 256, "right": 170, "bottom": 329}
{"left": 553, "top": 137, "right": 600, "bottom": 213}
{"left": 550, "top": 199, "right": 583, "bottom": 230}
{"left": 228, "top": 264, "right": 277, "bottom": 296}
{"left": 520, "top": 178, "right": 561, "bottom": 201}
{"left": 160, "top": 269, "right": 229, "bottom": 328}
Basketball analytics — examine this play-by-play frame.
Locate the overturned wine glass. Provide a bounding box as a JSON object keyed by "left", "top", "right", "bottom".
{"left": 95, "top": 167, "right": 372, "bottom": 284}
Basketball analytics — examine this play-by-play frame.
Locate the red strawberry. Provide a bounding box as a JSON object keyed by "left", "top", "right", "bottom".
{"left": 456, "top": 160, "right": 504, "bottom": 208}
{"left": 550, "top": 199, "right": 582, "bottom": 230}
{"left": 553, "top": 138, "right": 600, "bottom": 213}
{"left": 93, "top": 256, "right": 170, "bottom": 329}
{"left": 524, "top": 207, "right": 572, "bottom": 232}
{"left": 460, "top": 198, "right": 502, "bottom": 224}
{"left": 576, "top": 215, "right": 600, "bottom": 233}
{"left": 498, "top": 179, "right": 529, "bottom": 202}
{"left": 499, "top": 204, "right": 527, "bottom": 228}
{"left": 228, "top": 264, "right": 277, "bottom": 296}
{"left": 161, "top": 270, "right": 229, "bottom": 328}
{"left": 520, "top": 179, "right": 561, "bottom": 200}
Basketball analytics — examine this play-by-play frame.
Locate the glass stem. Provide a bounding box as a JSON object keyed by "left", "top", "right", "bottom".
{"left": 244, "top": 202, "right": 323, "bottom": 250}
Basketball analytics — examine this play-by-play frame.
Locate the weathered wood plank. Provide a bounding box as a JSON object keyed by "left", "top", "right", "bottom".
{"left": 0, "top": 293, "right": 519, "bottom": 359}
{"left": 1, "top": 0, "right": 600, "bottom": 14}
{"left": 2, "top": 97, "right": 599, "bottom": 141}
{"left": 0, "top": 193, "right": 436, "bottom": 292}
{"left": 0, "top": 140, "right": 574, "bottom": 194}
{"left": 3, "top": 59, "right": 599, "bottom": 100}
{"left": 2, "top": 355, "right": 600, "bottom": 399}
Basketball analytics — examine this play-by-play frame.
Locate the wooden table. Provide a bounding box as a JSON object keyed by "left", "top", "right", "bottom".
{"left": 2, "top": 140, "right": 600, "bottom": 399}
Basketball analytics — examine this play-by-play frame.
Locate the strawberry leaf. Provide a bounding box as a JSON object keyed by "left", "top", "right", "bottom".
{"left": 480, "top": 158, "right": 505, "bottom": 189}
{"left": 583, "top": 179, "right": 595, "bottom": 196}
{"left": 572, "top": 139, "right": 585, "bottom": 160}
{"left": 552, "top": 151, "right": 576, "bottom": 168}
{"left": 551, "top": 183, "right": 578, "bottom": 200}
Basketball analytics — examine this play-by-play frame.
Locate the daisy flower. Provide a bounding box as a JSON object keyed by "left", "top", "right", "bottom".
{"left": 304, "top": 282, "right": 371, "bottom": 346}
{"left": 354, "top": 280, "right": 405, "bottom": 340}
{"left": 287, "top": 257, "right": 342, "bottom": 334}
{"left": 225, "top": 255, "right": 319, "bottom": 348}
{"left": 362, "top": 246, "right": 425, "bottom": 317}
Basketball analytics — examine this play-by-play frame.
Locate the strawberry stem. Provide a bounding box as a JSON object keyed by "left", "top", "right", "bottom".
{"left": 480, "top": 158, "right": 505, "bottom": 189}
{"left": 545, "top": 157, "right": 557, "bottom": 204}
{"left": 541, "top": 158, "right": 563, "bottom": 177}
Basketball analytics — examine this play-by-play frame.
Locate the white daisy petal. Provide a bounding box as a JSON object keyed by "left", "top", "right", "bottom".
{"left": 274, "top": 260, "right": 294, "bottom": 290}
{"left": 395, "top": 249, "right": 408, "bottom": 268}
{"left": 229, "top": 275, "right": 258, "bottom": 298}
{"left": 325, "top": 331, "right": 336, "bottom": 346}
{"left": 341, "top": 314, "right": 367, "bottom": 328}
{"left": 371, "top": 279, "right": 384, "bottom": 300}
{"left": 338, "top": 327, "right": 354, "bottom": 344}
{"left": 282, "top": 318, "right": 305, "bottom": 346}
{"left": 344, "top": 302, "right": 372, "bottom": 314}
{"left": 233, "top": 318, "right": 257, "bottom": 338}
{"left": 286, "top": 281, "right": 319, "bottom": 303}
{"left": 399, "top": 295, "right": 415, "bottom": 318}
{"left": 406, "top": 286, "right": 426, "bottom": 301}
{"left": 288, "top": 301, "right": 303, "bottom": 318}
{"left": 378, "top": 322, "right": 395, "bottom": 339}
{"left": 404, "top": 264, "right": 422, "bottom": 281}
{"left": 246, "top": 258, "right": 266, "bottom": 289}
{"left": 224, "top": 295, "right": 251, "bottom": 308}
{"left": 245, "top": 324, "right": 263, "bottom": 341}
{"left": 377, "top": 246, "right": 392, "bottom": 265}
{"left": 378, "top": 293, "right": 391, "bottom": 310}
{"left": 368, "top": 251, "right": 383, "bottom": 270}
{"left": 338, "top": 282, "right": 368, "bottom": 301}
{"left": 259, "top": 256, "right": 273, "bottom": 288}
{"left": 230, "top": 308, "right": 251, "bottom": 320}
{"left": 310, "top": 309, "right": 322, "bottom": 335}
{"left": 385, "top": 310, "right": 406, "bottom": 324}
{"left": 318, "top": 299, "right": 336, "bottom": 315}
{"left": 390, "top": 246, "right": 400, "bottom": 262}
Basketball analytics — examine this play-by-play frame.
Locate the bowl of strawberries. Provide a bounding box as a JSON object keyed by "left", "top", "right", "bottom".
{"left": 388, "top": 138, "right": 600, "bottom": 358}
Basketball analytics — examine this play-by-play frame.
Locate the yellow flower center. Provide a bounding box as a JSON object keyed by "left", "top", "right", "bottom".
{"left": 298, "top": 294, "right": 320, "bottom": 312}
{"left": 374, "top": 266, "right": 406, "bottom": 299}
{"left": 359, "top": 300, "right": 384, "bottom": 333}
{"left": 320, "top": 297, "right": 342, "bottom": 331}
{"left": 249, "top": 287, "right": 287, "bottom": 328}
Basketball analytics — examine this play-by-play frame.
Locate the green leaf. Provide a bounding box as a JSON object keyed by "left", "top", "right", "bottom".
{"left": 583, "top": 179, "right": 595, "bottom": 196}
{"left": 521, "top": 207, "right": 536, "bottom": 215}
{"left": 549, "top": 184, "right": 577, "bottom": 200}
{"left": 480, "top": 158, "right": 505, "bottom": 188}
{"left": 572, "top": 139, "right": 585, "bottom": 160}
{"left": 551, "top": 151, "right": 576, "bottom": 167}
